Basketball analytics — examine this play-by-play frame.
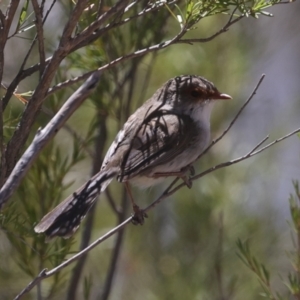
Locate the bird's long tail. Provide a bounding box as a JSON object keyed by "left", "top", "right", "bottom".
{"left": 34, "top": 168, "right": 118, "bottom": 240}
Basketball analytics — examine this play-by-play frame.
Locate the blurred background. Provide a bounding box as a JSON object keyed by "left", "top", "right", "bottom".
{"left": 0, "top": 1, "right": 300, "bottom": 299}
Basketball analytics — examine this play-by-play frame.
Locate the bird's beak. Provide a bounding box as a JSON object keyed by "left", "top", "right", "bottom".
{"left": 213, "top": 92, "right": 232, "bottom": 100}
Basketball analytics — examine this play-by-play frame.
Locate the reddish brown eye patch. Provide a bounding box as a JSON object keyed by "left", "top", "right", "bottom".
{"left": 190, "top": 90, "right": 202, "bottom": 98}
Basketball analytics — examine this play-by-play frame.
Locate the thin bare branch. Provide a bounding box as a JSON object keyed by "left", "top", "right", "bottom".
{"left": 244, "top": 127, "right": 300, "bottom": 158}
{"left": 248, "top": 136, "right": 269, "bottom": 154}
{"left": 31, "top": 0, "right": 46, "bottom": 76}
{"left": 14, "top": 269, "right": 48, "bottom": 300}
{"left": 176, "top": 14, "right": 243, "bottom": 44}
{"left": 199, "top": 74, "right": 266, "bottom": 159}
{"left": 46, "top": 217, "right": 130, "bottom": 273}
{"left": 0, "top": 0, "right": 20, "bottom": 85}
{"left": 0, "top": 71, "right": 102, "bottom": 208}
{"left": 14, "top": 217, "right": 132, "bottom": 300}
{"left": 44, "top": 0, "right": 57, "bottom": 23}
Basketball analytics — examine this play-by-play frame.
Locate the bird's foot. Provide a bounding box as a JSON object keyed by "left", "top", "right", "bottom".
{"left": 180, "top": 165, "right": 195, "bottom": 189}
{"left": 131, "top": 204, "right": 148, "bottom": 225}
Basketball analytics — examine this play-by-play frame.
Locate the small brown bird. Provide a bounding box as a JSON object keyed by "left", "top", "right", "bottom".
{"left": 34, "top": 75, "right": 231, "bottom": 239}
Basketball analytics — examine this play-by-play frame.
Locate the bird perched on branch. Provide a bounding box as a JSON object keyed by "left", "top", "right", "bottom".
{"left": 34, "top": 75, "right": 231, "bottom": 239}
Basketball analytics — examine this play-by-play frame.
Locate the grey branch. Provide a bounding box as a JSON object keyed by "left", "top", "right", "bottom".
{"left": 14, "top": 217, "right": 131, "bottom": 300}
{"left": 0, "top": 71, "right": 102, "bottom": 208}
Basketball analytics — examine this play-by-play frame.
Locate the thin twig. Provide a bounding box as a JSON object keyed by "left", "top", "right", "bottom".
{"left": 177, "top": 15, "right": 243, "bottom": 44}
{"left": 199, "top": 74, "right": 266, "bottom": 159}
{"left": 0, "top": 0, "right": 20, "bottom": 94}
{"left": 14, "top": 217, "right": 132, "bottom": 300}
{"left": 31, "top": 0, "right": 46, "bottom": 77}
{"left": 14, "top": 269, "right": 48, "bottom": 300}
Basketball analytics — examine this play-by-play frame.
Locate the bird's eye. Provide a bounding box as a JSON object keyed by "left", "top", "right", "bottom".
{"left": 190, "top": 90, "right": 202, "bottom": 98}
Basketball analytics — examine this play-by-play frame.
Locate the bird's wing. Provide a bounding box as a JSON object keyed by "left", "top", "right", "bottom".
{"left": 122, "top": 112, "right": 195, "bottom": 178}
{"left": 102, "top": 103, "right": 198, "bottom": 181}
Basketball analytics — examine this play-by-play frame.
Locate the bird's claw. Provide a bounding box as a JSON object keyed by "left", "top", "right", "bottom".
{"left": 180, "top": 165, "right": 194, "bottom": 188}
{"left": 131, "top": 205, "right": 148, "bottom": 225}
{"left": 181, "top": 175, "right": 193, "bottom": 189}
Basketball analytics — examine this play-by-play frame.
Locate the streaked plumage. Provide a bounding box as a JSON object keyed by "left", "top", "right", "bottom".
{"left": 34, "top": 75, "right": 231, "bottom": 239}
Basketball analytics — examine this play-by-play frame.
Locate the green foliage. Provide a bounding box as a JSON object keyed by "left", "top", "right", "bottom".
{"left": 166, "top": 0, "right": 283, "bottom": 30}
{"left": 237, "top": 180, "right": 300, "bottom": 300}
{"left": 0, "top": 138, "right": 83, "bottom": 295}
{"left": 237, "top": 239, "right": 277, "bottom": 298}
{"left": 14, "top": 0, "right": 35, "bottom": 36}
{"left": 0, "top": 92, "right": 90, "bottom": 296}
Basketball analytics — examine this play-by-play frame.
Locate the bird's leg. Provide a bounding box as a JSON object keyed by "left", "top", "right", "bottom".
{"left": 152, "top": 165, "right": 195, "bottom": 188}
{"left": 124, "top": 182, "right": 148, "bottom": 225}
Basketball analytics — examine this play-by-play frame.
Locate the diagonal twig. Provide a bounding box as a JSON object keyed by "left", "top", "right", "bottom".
{"left": 14, "top": 216, "right": 132, "bottom": 300}
{"left": 199, "top": 74, "right": 266, "bottom": 159}
{"left": 177, "top": 14, "right": 243, "bottom": 44}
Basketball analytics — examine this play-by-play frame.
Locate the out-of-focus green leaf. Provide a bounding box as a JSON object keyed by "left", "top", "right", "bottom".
{"left": 16, "top": 0, "right": 29, "bottom": 31}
